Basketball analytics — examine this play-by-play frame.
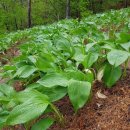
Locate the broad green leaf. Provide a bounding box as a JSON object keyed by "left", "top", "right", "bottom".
{"left": 82, "top": 52, "right": 98, "bottom": 68}
{"left": 27, "top": 83, "right": 42, "bottom": 89}
{"left": 28, "top": 55, "right": 37, "bottom": 63}
{"left": 65, "top": 70, "right": 86, "bottom": 81}
{"left": 107, "top": 50, "right": 129, "bottom": 67}
{"left": 103, "top": 64, "right": 122, "bottom": 88}
{"left": 0, "top": 97, "right": 10, "bottom": 104}
{"left": 37, "top": 73, "right": 68, "bottom": 88}
{"left": 64, "top": 69, "right": 94, "bottom": 84}
{"left": 119, "top": 32, "right": 130, "bottom": 42}
{"left": 15, "top": 61, "right": 28, "bottom": 68}
{"left": 120, "top": 42, "right": 130, "bottom": 51}
{"left": 38, "top": 86, "right": 67, "bottom": 102}
{"left": 68, "top": 79, "right": 91, "bottom": 112}
{"left": 3, "top": 65, "right": 16, "bottom": 71}
{"left": 6, "top": 91, "right": 49, "bottom": 125}
{"left": 85, "top": 42, "right": 96, "bottom": 52}
{"left": 35, "top": 57, "right": 54, "bottom": 72}
{"left": 20, "top": 66, "right": 37, "bottom": 78}
{"left": 84, "top": 69, "right": 94, "bottom": 84}
{"left": 0, "top": 116, "right": 8, "bottom": 129}
{"left": 73, "top": 54, "right": 86, "bottom": 62}
{"left": 13, "top": 89, "right": 49, "bottom": 103}
{"left": 73, "top": 47, "right": 85, "bottom": 62}
{"left": 55, "top": 37, "right": 72, "bottom": 53}
{"left": 101, "top": 43, "right": 115, "bottom": 50}
{"left": 31, "top": 118, "right": 54, "bottom": 130}
{"left": 14, "top": 65, "right": 37, "bottom": 78}
{"left": 0, "top": 84, "right": 15, "bottom": 96}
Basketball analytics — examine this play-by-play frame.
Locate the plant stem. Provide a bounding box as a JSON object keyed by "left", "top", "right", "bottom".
{"left": 90, "top": 68, "right": 96, "bottom": 80}
{"left": 24, "top": 72, "right": 40, "bottom": 86}
{"left": 24, "top": 123, "right": 29, "bottom": 130}
{"left": 50, "top": 103, "right": 64, "bottom": 126}
{"left": 123, "top": 59, "right": 128, "bottom": 77}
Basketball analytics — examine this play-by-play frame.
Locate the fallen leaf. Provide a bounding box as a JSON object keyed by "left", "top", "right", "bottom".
{"left": 96, "top": 90, "right": 107, "bottom": 99}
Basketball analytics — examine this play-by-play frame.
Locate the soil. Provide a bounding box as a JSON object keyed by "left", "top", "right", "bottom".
{"left": 1, "top": 42, "right": 130, "bottom": 130}
{"left": 2, "top": 70, "right": 130, "bottom": 130}
{"left": 48, "top": 71, "right": 130, "bottom": 130}
{"left": 0, "top": 37, "right": 27, "bottom": 65}
{"left": 0, "top": 38, "right": 27, "bottom": 85}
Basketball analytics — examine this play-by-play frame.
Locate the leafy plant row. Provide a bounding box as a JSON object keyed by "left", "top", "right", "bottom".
{"left": 0, "top": 8, "right": 130, "bottom": 52}
{"left": 0, "top": 8, "right": 130, "bottom": 129}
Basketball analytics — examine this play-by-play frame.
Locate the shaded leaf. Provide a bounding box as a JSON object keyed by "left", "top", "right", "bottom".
{"left": 68, "top": 79, "right": 91, "bottom": 112}
{"left": 31, "top": 118, "right": 54, "bottom": 130}
{"left": 107, "top": 50, "right": 129, "bottom": 67}
{"left": 83, "top": 52, "right": 98, "bottom": 68}
{"left": 103, "top": 64, "right": 122, "bottom": 88}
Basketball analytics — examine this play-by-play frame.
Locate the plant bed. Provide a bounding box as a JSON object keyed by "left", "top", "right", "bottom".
{"left": 2, "top": 70, "right": 130, "bottom": 130}
{"left": 49, "top": 70, "right": 130, "bottom": 130}
{"left": 0, "top": 8, "right": 130, "bottom": 130}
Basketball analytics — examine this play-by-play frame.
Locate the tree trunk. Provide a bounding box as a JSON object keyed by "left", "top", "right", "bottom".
{"left": 20, "top": 0, "right": 24, "bottom": 5}
{"left": 124, "top": 0, "right": 128, "bottom": 8}
{"left": 28, "top": 0, "right": 31, "bottom": 28}
{"left": 89, "top": 0, "right": 95, "bottom": 13}
{"left": 77, "top": 0, "right": 81, "bottom": 21}
{"left": 100, "top": 0, "right": 103, "bottom": 12}
{"left": 20, "top": 19, "right": 23, "bottom": 29}
{"left": 66, "top": 0, "right": 70, "bottom": 19}
{"left": 14, "top": 17, "right": 18, "bottom": 30}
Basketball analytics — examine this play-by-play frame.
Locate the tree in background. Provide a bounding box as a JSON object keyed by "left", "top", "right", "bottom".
{"left": 0, "top": 0, "right": 130, "bottom": 33}
{"left": 66, "top": 0, "right": 70, "bottom": 19}
{"left": 28, "top": 0, "right": 31, "bottom": 28}
{"left": 0, "top": 0, "right": 27, "bottom": 32}
{"left": 124, "top": 0, "right": 128, "bottom": 8}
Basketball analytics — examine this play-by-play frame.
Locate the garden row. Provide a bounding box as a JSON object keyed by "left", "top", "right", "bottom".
{"left": 0, "top": 8, "right": 130, "bottom": 129}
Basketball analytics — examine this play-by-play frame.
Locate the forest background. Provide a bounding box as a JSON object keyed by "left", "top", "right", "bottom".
{"left": 0, "top": 0, "right": 129, "bottom": 33}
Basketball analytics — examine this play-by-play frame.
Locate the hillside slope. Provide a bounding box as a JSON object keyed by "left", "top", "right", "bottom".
{"left": 0, "top": 8, "right": 130, "bottom": 130}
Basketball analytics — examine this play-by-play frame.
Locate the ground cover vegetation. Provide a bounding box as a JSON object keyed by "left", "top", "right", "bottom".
{"left": 0, "top": 5, "right": 130, "bottom": 130}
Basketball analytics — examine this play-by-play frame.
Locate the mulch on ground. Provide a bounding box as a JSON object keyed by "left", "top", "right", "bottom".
{"left": 49, "top": 71, "right": 130, "bottom": 130}
{"left": 1, "top": 43, "right": 130, "bottom": 130}
{"left": 2, "top": 70, "right": 130, "bottom": 130}
{"left": 0, "top": 37, "right": 27, "bottom": 65}
{"left": 0, "top": 38, "right": 28, "bottom": 84}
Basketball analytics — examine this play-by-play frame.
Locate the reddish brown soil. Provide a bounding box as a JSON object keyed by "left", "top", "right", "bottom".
{"left": 0, "top": 38, "right": 28, "bottom": 85}
{"left": 49, "top": 71, "right": 130, "bottom": 130}
{"left": 0, "top": 38, "right": 27, "bottom": 65}
{"left": 1, "top": 41, "right": 130, "bottom": 130}
{"left": 2, "top": 71, "right": 130, "bottom": 130}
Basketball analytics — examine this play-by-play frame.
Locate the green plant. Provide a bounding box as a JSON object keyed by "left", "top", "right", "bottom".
{"left": 0, "top": 8, "right": 130, "bottom": 129}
